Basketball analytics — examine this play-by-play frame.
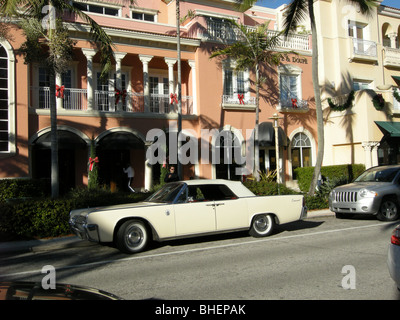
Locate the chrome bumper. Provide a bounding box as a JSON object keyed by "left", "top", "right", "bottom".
{"left": 300, "top": 206, "right": 308, "bottom": 220}
{"left": 69, "top": 215, "right": 100, "bottom": 242}
{"left": 329, "top": 197, "right": 380, "bottom": 215}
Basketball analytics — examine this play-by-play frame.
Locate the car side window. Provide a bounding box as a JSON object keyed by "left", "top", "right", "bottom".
{"left": 199, "top": 184, "right": 238, "bottom": 201}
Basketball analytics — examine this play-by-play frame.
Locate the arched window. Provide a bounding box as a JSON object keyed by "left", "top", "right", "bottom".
{"left": 291, "top": 132, "right": 311, "bottom": 178}
{"left": 0, "top": 45, "right": 9, "bottom": 152}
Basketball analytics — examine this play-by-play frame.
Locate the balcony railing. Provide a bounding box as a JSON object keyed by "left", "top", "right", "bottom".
{"left": 384, "top": 47, "right": 400, "bottom": 69}
{"left": 221, "top": 94, "right": 256, "bottom": 110}
{"left": 31, "top": 87, "right": 193, "bottom": 115}
{"left": 205, "top": 21, "right": 310, "bottom": 52}
{"left": 349, "top": 38, "right": 377, "bottom": 62}
{"left": 278, "top": 98, "right": 309, "bottom": 113}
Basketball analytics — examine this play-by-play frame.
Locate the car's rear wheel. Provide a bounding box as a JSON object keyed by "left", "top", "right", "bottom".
{"left": 116, "top": 220, "right": 149, "bottom": 254}
{"left": 249, "top": 214, "right": 275, "bottom": 237}
{"left": 377, "top": 198, "right": 399, "bottom": 221}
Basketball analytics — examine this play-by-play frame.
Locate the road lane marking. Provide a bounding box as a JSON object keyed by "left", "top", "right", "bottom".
{"left": 1, "top": 222, "right": 392, "bottom": 278}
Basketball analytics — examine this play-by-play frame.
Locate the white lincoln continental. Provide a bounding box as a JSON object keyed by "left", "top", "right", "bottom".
{"left": 69, "top": 179, "right": 307, "bottom": 253}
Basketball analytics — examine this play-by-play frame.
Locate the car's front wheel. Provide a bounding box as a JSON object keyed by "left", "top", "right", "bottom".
{"left": 116, "top": 220, "right": 149, "bottom": 254}
{"left": 249, "top": 214, "right": 275, "bottom": 237}
{"left": 377, "top": 198, "right": 399, "bottom": 221}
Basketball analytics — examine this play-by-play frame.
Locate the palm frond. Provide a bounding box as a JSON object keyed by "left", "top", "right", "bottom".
{"left": 345, "top": 0, "right": 377, "bottom": 16}
{"left": 283, "top": 0, "right": 309, "bottom": 36}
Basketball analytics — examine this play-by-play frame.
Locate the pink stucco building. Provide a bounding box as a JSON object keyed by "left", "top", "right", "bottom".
{"left": 0, "top": 0, "right": 315, "bottom": 192}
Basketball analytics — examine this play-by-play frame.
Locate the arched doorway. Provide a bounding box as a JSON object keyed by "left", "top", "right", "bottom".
{"left": 31, "top": 128, "right": 89, "bottom": 194}
{"left": 214, "top": 128, "right": 243, "bottom": 181}
{"left": 96, "top": 129, "right": 145, "bottom": 191}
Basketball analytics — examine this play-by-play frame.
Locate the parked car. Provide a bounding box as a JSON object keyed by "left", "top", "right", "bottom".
{"left": 329, "top": 165, "right": 400, "bottom": 221}
{"left": 0, "top": 282, "right": 122, "bottom": 300}
{"left": 388, "top": 224, "right": 400, "bottom": 290}
{"left": 69, "top": 179, "right": 307, "bottom": 254}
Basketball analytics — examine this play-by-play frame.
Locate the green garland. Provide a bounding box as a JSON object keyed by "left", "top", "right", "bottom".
{"left": 328, "top": 90, "right": 355, "bottom": 111}
{"left": 372, "top": 93, "right": 385, "bottom": 111}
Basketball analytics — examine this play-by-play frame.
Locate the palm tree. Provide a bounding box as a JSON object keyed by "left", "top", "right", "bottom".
{"left": 236, "top": 0, "right": 374, "bottom": 195}
{"left": 210, "top": 21, "right": 284, "bottom": 180}
{"left": 1, "top": 0, "right": 115, "bottom": 198}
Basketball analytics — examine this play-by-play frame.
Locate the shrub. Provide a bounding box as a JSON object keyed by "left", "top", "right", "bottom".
{"left": 0, "top": 178, "right": 50, "bottom": 203}
{"left": 294, "top": 164, "right": 365, "bottom": 193}
{"left": 244, "top": 180, "right": 298, "bottom": 196}
{"left": 0, "top": 188, "right": 149, "bottom": 240}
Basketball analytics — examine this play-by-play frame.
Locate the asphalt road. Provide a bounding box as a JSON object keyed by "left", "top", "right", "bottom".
{"left": 1, "top": 214, "right": 400, "bottom": 302}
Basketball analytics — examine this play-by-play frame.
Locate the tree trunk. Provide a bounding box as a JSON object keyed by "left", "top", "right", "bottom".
{"left": 49, "top": 72, "right": 59, "bottom": 198}
{"left": 253, "top": 64, "right": 260, "bottom": 181}
{"left": 307, "top": 0, "right": 324, "bottom": 196}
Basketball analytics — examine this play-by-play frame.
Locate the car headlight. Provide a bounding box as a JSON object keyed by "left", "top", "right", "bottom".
{"left": 359, "top": 189, "right": 378, "bottom": 198}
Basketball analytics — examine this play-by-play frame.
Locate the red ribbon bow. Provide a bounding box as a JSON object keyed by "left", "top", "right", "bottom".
{"left": 170, "top": 93, "right": 178, "bottom": 104}
{"left": 238, "top": 94, "right": 245, "bottom": 105}
{"left": 115, "top": 89, "right": 127, "bottom": 104}
{"left": 56, "top": 85, "right": 65, "bottom": 98}
{"left": 89, "top": 157, "right": 99, "bottom": 171}
{"left": 291, "top": 98, "right": 298, "bottom": 108}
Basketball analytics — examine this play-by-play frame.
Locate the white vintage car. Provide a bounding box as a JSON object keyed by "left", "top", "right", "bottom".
{"left": 69, "top": 179, "right": 307, "bottom": 254}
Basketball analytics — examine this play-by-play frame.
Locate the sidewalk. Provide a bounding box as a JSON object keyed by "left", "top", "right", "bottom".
{"left": 0, "top": 209, "right": 335, "bottom": 255}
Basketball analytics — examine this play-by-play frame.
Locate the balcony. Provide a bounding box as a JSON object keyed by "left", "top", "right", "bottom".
{"left": 349, "top": 38, "right": 378, "bottom": 63}
{"left": 383, "top": 47, "right": 400, "bottom": 69}
{"left": 277, "top": 98, "right": 309, "bottom": 113}
{"left": 30, "top": 87, "right": 193, "bottom": 115}
{"left": 205, "top": 21, "right": 310, "bottom": 52}
{"left": 221, "top": 94, "right": 256, "bottom": 110}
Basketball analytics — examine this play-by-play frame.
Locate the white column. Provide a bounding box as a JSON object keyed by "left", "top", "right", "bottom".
{"left": 81, "top": 48, "right": 97, "bottom": 111}
{"left": 115, "top": 52, "right": 127, "bottom": 111}
{"left": 164, "top": 57, "right": 177, "bottom": 112}
{"left": 139, "top": 55, "right": 153, "bottom": 112}
{"left": 389, "top": 32, "right": 398, "bottom": 48}
{"left": 188, "top": 60, "right": 197, "bottom": 115}
{"left": 362, "top": 141, "right": 380, "bottom": 169}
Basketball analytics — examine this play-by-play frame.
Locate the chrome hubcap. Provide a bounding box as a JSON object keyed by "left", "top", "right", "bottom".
{"left": 255, "top": 216, "right": 269, "bottom": 232}
{"left": 126, "top": 226, "right": 143, "bottom": 247}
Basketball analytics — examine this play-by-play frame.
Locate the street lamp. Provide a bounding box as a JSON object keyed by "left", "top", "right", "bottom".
{"left": 268, "top": 113, "right": 283, "bottom": 184}
{"left": 176, "top": 0, "right": 182, "bottom": 180}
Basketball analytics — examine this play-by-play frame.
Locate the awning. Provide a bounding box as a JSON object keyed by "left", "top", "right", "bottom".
{"left": 392, "top": 76, "right": 400, "bottom": 87}
{"left": 258, "top": 122, "right": 288, "bottom": 147}
{"left": 375, "top": 121, "right": 400, "bottom": 138}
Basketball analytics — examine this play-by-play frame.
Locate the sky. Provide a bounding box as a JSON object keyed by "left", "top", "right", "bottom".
{"left": 256, "top": 0, "right": 400, "bottom": 9}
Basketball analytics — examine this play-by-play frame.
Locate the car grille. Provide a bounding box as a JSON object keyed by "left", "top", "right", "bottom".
{"left": 334, "top": 191, "right": 358, "bottom": 203}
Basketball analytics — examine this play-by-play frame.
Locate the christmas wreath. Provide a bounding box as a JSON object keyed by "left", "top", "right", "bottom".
{"left": 372, "top": 93, "right": 385, "bottom": 110}
{"left": 328, "top": 90, "right": 355, "bottom": 111}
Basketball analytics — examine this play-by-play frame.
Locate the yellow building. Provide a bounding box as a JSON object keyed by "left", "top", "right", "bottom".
{"left": 278, "top": 0, "right": 400, "bottom": 170}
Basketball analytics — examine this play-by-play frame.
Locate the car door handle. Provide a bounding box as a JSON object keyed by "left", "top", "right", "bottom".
{"left": 206, "top": 204, "right": 215, "bottom": 207}
{"left": 215, "top": 203, "right": 224, "bottom": 206}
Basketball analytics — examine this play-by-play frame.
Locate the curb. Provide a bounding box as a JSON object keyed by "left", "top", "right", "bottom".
{"left": 0, "top": 235, "right": 87, "bottom": 255}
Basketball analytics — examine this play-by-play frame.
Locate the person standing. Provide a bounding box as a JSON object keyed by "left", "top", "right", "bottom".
{"left": 164, "top": 166, "right": 179, "bottom": 183}
{"left": 123, "top": 163, "right": 135, "bottom": 192}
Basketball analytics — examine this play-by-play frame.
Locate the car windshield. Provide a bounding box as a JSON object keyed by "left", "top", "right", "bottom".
{"left": 146, "top": 182, "right": 184, "bottom": 203}
{"left": 355, "top": 167, "right": 400, "bottom": 183}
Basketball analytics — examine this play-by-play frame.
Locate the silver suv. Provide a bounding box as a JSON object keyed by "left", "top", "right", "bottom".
{"left": 329, "top": 165, "right": 400, "bottom": 221}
